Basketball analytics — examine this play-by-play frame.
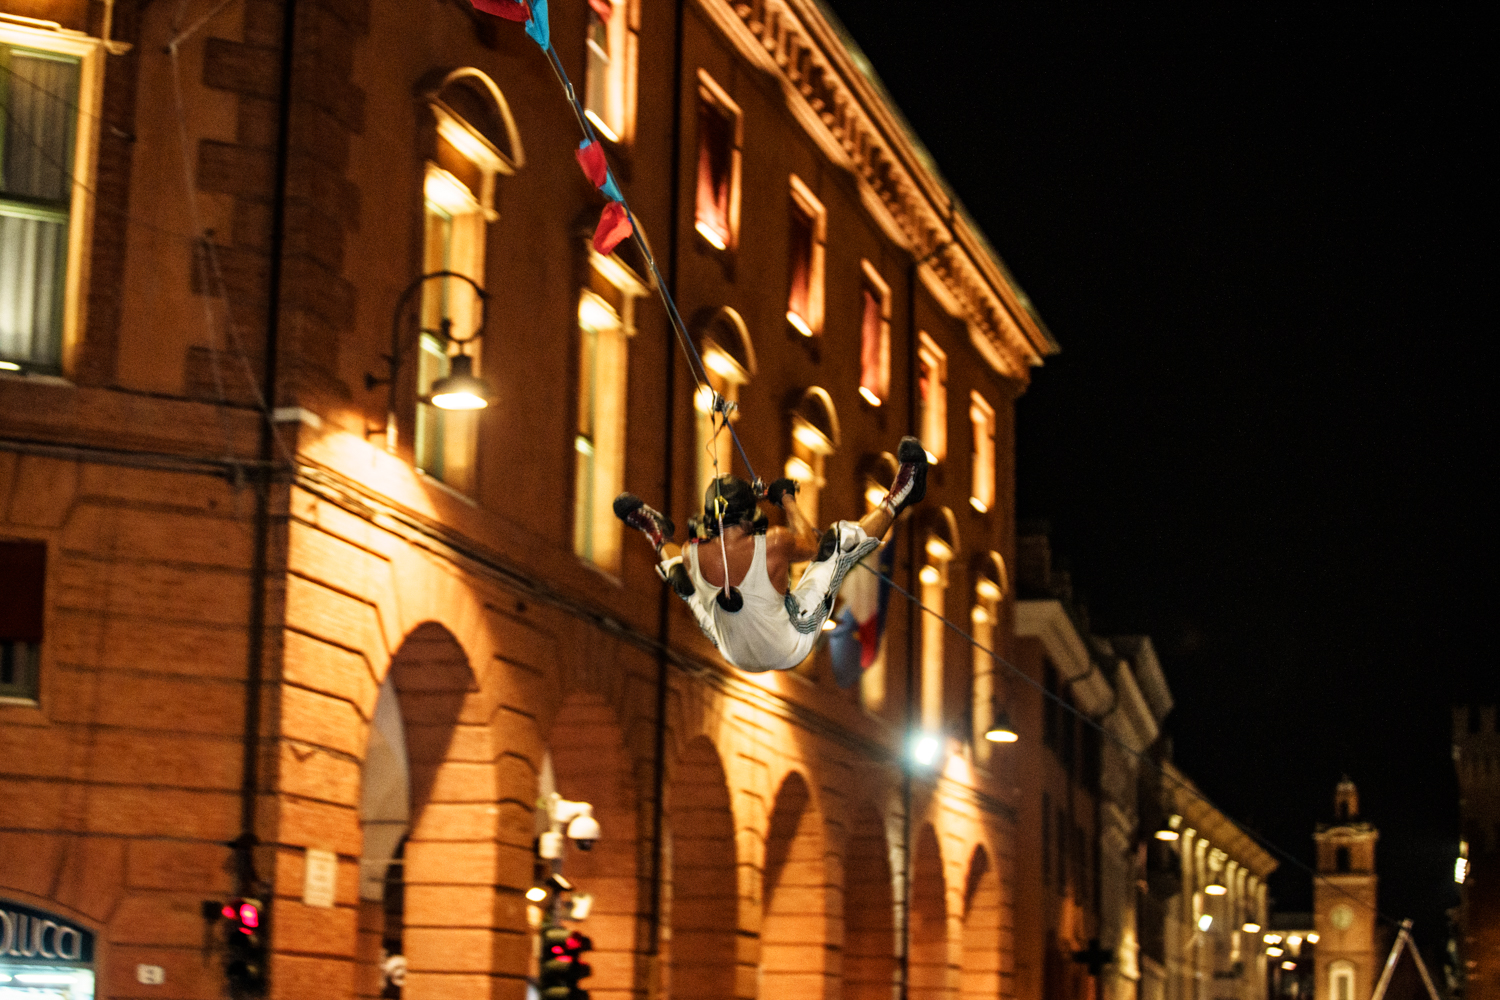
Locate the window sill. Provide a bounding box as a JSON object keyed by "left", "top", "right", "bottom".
{"left": 415, "top": 467, "right": 479, "bottom": 508}
{"left": 0, "top": 369, "right": 72, "bottom": 388}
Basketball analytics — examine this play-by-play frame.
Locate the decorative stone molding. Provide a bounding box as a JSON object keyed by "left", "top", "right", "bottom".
{"left": 697, "top": 0, "right": 1058, "bottom": 379}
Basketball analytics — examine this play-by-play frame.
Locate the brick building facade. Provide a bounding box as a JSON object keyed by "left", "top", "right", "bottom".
{"left": 1, "top": 0, "right": 1064, "bottom": 998}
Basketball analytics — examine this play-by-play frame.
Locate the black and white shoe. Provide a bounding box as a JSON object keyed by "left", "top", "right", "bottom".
{"left": 882, "top": 437, "right": 929, "bottom": 516}
{"left": 614, "top": 493, "right": 675, "bottom": 552}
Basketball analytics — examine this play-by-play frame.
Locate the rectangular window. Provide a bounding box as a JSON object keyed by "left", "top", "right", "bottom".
{"left": 694, "top": 72, "right": 741, "bottom": 252}
{"left": 858, "top": 262, "right": 890, "bottom": 406}
{"left": 416, "top": 165, "right": 486, "bottom": 493}
{"left": 786, "top": 174, "right": 825, "bottom": 337}
{"left": 1, "top": 40, "right": 82, "bottom": 374}
{"left": 574, "top": 252, "right": 645, "bottom": 572}
{"left": 0, "top": 539, "right": 45, "bottom": 702}
{"left": 970, "top": 392, "right": 996, "bottom": 513}
{"left": 918, "top": 334, "right": 947, "bottom": 462}
{"left": 583, "top": 0, "right": 635, "bottom": 143}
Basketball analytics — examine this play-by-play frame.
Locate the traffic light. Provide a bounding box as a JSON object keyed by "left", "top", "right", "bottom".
{"left": 220, "top": 898, "right": 268, "bottom": 996}
{"left": 539, "top": 923, "right": 593, "bottom": 1000}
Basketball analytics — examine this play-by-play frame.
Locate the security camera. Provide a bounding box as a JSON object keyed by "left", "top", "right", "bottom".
{"left": 567, "top": 812, "right": 601, "bottom": 851}
{"left": 547, "top": 794, "right": 602, "bottom": 852}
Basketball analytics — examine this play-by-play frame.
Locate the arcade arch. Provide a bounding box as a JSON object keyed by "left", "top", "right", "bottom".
{"left": 667, "top": 735, "right": 738, "bottom": 999}
{"left": 761, "top": 770, "right": 830, "bottom": 998}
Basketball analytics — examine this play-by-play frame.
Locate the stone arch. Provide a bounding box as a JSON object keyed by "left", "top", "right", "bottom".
{"left": 844, "top": 801, "right": 897, "bottom": 1000}
{"left": 761, "top": 769, "right": 830, "bottom": 997}
{"left": 421, "top": 66, "right": 525, "bottom": 173}
{"left": 373, "top": 621, "right": 498, "bottom": 998}
{"left": 549, "top": 691, "right": 644, "bottom": 997}
{"left": 698, "top": 305, "right": 757, "bottom": 379}
{"left": 910, "top": 823, "right": 950, "bottom": 1000}
{"left": 961, "top": 844, "right": 1001, "bottom": 1000}
{"left": 791, "top": 385, "right": 841, "bottom": 449}
{"left": 668, "top": 735, "right": 739, "bottom": 999}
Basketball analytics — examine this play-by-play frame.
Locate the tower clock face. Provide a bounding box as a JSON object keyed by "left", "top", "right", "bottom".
{"left": 1331, "top": 904, "right": 1354, "bottom": 930}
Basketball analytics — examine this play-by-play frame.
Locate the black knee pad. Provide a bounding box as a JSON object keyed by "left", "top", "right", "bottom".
{"left": 814, "top": 527, "right": 839, "bottom": 563}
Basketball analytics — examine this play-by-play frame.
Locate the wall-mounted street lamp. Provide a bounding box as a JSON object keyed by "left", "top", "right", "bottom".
{"left": 984, "top": 708, "right": 1019, "bottom": 743}
{"left": 366, "top": 270, "right": 493, "bottom": 452}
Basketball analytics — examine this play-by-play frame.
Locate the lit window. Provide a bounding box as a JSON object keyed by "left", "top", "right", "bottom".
{"left": 786, "top": 174, "right": 826, "bottom": 337}
{"left": 0, "top": 539, "right": 45, "bottom": 702}
{"left": 1330, "top": 963, "right": 1354, "bottom": 1000}
{"left": 921, "top": 533, "right": 953, "bottom": 732}
{"left": 917, "top": 333, "right": 946, "bottom": 461}
{"left": 785, "top": 388, "right": 839, "bottom": 530}
{"left": 583, "top": 0, "right": 636, "bottom": 143}
{"left": 971, "top": 557, "right": 1006, "bottom": 760}
{"left": 858, "top": 262, "right": 890, "bottom": 406}
{"left": 574, "top": 251, "right": 647, "bottom": 571}
{"left": 693, "top": 308, "right": 755, "bottom": 502}
{"left": 1, "top": 27, "right": 101, "bottom": 376}
{"left": 415, "top": 168, "right": 484, "bottom": 492}
{"left": 970, "top": 392, "right": 996, "bottom": 514}
{"left": 694, "top": 72, "right": 741, "bottom": 252}
{"left": 413, "top": 71, "right": 524, "bottom": 492}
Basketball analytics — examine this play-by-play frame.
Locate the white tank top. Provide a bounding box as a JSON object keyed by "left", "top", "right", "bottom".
{"left": 686, "top": 534, "right": 807, "bottom": 671}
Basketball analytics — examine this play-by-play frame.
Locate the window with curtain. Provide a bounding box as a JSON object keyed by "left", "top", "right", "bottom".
{"left": 970, "top": 391, "right": 996, "bottom": 513}
{"left": 0, "top": 539, "right": 46, "bottom": 702}
{"left": 786, "top": 175, "right": 825, "bottom": 337}
{"left": 694, "top": 73, "right": 740, "bottom": 252}
{"left": 583, "top": 0, "right": 635, "bottom": 143}
{"left": 919, "top": 536, "right": 951, "bottom": 732}
{"left": 858, "top": 263, "right": 889, "bottom": 406}
{"left": 917, "top": 333, "right": 946, "bottom": 462}
{"left": 1, "top": 43, "right": 80, "bottom": 374}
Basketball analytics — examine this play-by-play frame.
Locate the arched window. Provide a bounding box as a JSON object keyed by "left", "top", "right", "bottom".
{"left": 1330, "top": 961, "right": 1355, "bottom": 1000}
{"left": 972, "top": 551, "right": 1007, "bottom": 761}
{"left": 693, "top": 307, "right": 755, "bottom": 503}
{"left": 786, "top": 387, "right": 839, "bottom": 528}
{"left": 414, "top": 70, "right": 523, "bottom": 493}
{"left": 573, "top": 249, "right": 648, "bottom": 572}
{"left": 919, "top": 508, "right": 960, "bottom": 733}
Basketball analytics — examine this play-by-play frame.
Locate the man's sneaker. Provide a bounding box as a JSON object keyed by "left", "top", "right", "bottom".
{"left": 614, "top": 493, "right": 675, "bottom": 551}
{"left": 882, "top": 437, "right": 929, "bottom": 516}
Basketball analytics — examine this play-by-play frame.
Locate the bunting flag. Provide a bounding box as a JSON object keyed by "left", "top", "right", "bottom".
{"left": 469, "top": 0, "right": 530, "bottom": 21}
{"left": 827, "top": 527, "right": 898, "bottom": 689}
{"left": 593, "top": 201, "right": 633, "bottom": 254}
{"left": 575, "top": 140, "right": 623, "bottom": 201}
{"left": 523, "top": 0, "right": 550, "bottom": 48}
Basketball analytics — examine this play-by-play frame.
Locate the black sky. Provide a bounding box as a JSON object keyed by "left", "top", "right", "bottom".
{"left": 820, "top": 2, "right": 1494, "bottom": 952}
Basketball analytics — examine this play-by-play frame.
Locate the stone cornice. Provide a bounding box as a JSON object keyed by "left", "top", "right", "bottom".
{"left": 696, "top": 0, "right": 1058, "bottom": 380}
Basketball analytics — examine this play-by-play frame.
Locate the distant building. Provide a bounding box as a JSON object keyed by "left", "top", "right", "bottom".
{"left": 1455, "top": 706, "right": 1500, "bottom": 1000}
{"left": 1313, "top": 779, "right": 1381, "bottom": 1000}
{"left": 1266, "top": 913, "right": 1319, "bottom": 1000}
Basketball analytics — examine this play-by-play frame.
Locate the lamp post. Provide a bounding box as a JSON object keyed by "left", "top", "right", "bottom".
{"left": 367, "top": 270, "right": 493, "bottom": 453}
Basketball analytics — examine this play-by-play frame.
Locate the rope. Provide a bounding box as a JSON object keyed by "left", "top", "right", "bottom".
{"left": 537, "top": 39, "right": 761, "bottom": 487}
{"left": 854, "top": 559, "right": 1406, "bottom": 931}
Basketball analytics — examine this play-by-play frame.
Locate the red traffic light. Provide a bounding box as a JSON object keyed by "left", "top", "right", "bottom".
{"left": 239, "top": 902, "right": 260, "bottom": 928}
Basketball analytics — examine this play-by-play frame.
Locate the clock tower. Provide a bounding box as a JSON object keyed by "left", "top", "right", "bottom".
{"left": 1313, "top": 778, "right": 1379, "bottom": 1000}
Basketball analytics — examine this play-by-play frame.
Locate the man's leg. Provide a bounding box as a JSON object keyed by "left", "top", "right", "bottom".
{"left": 858, "top": 436, "right": 929, "bottom": 540}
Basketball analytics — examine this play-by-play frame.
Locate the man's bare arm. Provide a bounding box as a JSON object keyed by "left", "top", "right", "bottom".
{"left": 776, "top": 493, "right": 821, "bottom": 561}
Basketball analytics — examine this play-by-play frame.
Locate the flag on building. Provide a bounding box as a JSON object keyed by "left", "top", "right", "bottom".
{"left": 828, "top": 526, "right": 897, "bottom": 688}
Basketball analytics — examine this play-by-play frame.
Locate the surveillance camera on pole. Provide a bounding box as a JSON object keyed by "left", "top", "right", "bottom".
{"left": 538, "top": 793, "right": 601, "bottom": 858}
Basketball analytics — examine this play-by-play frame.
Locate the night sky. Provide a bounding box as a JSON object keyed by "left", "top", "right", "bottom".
{"left": 821, "top": 3, "right": 1493, "bottom": 955}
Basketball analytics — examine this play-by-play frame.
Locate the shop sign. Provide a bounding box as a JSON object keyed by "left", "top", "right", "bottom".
{"left": 0, "top": 901, "right": 94, "bottom": 966}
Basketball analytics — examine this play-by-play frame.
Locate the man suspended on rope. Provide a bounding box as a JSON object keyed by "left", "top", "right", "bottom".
{"left": 614, "top": 437, "right": 928, "bottom": 673}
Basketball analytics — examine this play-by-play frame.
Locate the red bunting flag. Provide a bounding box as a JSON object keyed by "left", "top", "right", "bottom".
{"left": 593, "top": 201, "right": 632, "bottom": 255}
{"left": 469, "top": 0, "right": 530, "bottom": 21}
{"left": 575, "top": 140, "right": 608, "bottom": 190}
{"left": 589, "top": 0, "right": 613, "bottom": 19}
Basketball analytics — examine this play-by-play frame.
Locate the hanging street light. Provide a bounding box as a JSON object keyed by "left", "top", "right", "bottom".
{"left": 367, "top": 271, "right": 493, "bottom": 451}
{"left": 984, "top": 708, "right": 1019, "bottom": 743}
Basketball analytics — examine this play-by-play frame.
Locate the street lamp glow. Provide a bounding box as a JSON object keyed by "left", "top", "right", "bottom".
{"left": 1306, "top": 933, "right": 1319, "bottom": 944}
{"left": 1267, "top": 947, "right": 1285, "bottom": 958}
{"left": 1282, "top": 961, "right": 1297, "bottom": 971}
{"left": 1198, "top": 914, "right": 1214, "bottom": 932}
{"left": 912, "top": 734, "right": 941, "bottom": 766}
{"left": 1243, "top": 922, "right": 1262, "bottom": 934}
{"left": 1264, "top": 934, "right": 1283, "bottom": 945}
{"left": 1154, "top": 828, "right": 1180, "bottom": 842}
{"left": 1456, "top": 857, "right": 1469, "bottom": 884}
{"left": 428, "top": 355, "right": 491, "bottom": 410}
